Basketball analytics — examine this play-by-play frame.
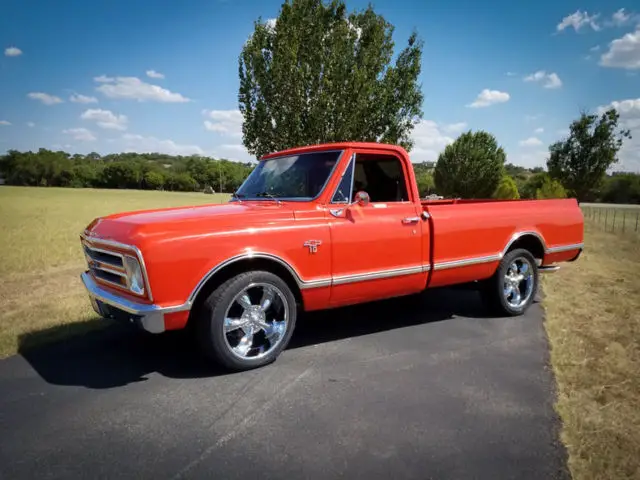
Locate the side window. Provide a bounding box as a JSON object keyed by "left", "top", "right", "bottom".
{"left": 353, "top": 154, "right": 409, "bottom": 202}
{"left": 331, "top": 156, "right": 354, "bottom": 203}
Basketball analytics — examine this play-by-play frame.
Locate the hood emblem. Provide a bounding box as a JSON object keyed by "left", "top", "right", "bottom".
{"left": 303, "top": 240, "right": 322, "bottom": 254}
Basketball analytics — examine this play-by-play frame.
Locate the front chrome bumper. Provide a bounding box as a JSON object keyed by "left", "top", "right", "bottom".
{"left": 81, "top": 271, "right": 168, "bottom": 333}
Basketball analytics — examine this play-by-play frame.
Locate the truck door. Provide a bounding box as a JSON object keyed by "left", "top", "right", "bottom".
{"left": 326, "top": 150, "right": 426, "bottom": 307}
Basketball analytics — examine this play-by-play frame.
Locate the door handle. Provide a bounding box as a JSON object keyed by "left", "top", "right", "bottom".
{"left": 402, "top": 216, "right": 420, "bottom": 224}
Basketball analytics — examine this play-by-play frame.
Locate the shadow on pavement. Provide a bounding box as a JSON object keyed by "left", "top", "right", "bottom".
{"left": 18, "top": 287, "right": 497, "bottom": 389}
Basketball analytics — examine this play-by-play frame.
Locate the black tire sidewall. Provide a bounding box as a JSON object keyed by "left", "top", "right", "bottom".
{"left": 492, "top": 248, "right": 539, "bottom": 316}
{"left": 196, "top": 271, "right": 297, "bottom": 371}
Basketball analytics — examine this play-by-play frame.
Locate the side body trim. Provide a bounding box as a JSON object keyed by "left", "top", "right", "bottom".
{"left": 433, "top": 254, "right": 502, "bottom": 271}
{"left": 545, "top": 242, "right": 584, "bottom": 254}
{"left": 332, "top": 265, "right": 427, "bottom": 286}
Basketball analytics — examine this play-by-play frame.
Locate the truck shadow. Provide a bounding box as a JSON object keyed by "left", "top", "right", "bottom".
{"left": 17, "top": 287, "right": 509, "bottom": 389}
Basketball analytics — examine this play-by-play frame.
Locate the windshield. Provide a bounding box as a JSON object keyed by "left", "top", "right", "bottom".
{"left": 235, "top": 150, "right": 342, "bottom": 200}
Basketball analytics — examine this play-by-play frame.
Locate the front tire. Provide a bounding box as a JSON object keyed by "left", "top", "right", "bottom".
{"left": 480, "top": 248, "right": 539, "bottom": 316}
{"left": 195, "top": 270, "right": 297, "bottom": 371}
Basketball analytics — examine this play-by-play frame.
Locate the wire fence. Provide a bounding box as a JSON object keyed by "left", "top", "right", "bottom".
{"left": 581, "top": 205, "right": 640, "bottom": 235}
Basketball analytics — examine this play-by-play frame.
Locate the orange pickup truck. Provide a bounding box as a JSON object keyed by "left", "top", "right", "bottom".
{"left": 80, "top": 142, "right": 584, "bottom": 370}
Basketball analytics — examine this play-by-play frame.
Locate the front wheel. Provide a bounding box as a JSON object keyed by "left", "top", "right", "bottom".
{"left": 195, "top": 270, "right": 297, "bottom": 371}
{"left": 480, "top": 248, "right": 539, "bottom": 316}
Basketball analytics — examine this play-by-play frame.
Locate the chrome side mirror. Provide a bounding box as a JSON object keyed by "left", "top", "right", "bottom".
{"left": 354, "top": 190, "right": 370, "bottom": 207}
{"left": 329, "top": 190, "right": 371, "bottom": 218}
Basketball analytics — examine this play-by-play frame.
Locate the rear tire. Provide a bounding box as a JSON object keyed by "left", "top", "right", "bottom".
{"left": 195, "top": 270, "right": 297, "bottom": 371}
{"left": 480, "top": 248, "right": 539, "bottom": 317}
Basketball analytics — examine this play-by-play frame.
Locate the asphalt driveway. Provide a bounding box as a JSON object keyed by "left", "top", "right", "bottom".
{"left": 0, "top": 288, "right": 568, "bottom": 479}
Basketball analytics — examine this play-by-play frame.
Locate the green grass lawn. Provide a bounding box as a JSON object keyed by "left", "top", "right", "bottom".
{"left": 543, "top": 223, "right": 640, "bottom": 479}
{"left": 0, "top": 186, "right": 229, "bottom": 357}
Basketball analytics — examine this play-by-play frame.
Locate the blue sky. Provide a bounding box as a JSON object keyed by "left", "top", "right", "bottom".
{"left": 1, "top": 0, "right": 639, "bottom": 171}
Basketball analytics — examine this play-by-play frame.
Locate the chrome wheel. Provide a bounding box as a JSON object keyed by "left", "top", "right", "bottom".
{"left": 222, "top": 282, "right": 289, "bottom": 360}
{"left": 503, "top": 257, "right": 534, "bottom": 309}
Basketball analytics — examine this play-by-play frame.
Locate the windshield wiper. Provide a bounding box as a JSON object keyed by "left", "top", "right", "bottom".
{"left": 231, "top": 191, "right": 245, "bottom": 201}
{"left": 255, "top": 191, "right": 281, "bottom": 198}
{"left": 255, "top": 192, "right": 283, "bottom": 204}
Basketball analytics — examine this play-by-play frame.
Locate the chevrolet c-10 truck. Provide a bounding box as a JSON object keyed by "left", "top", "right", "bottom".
{"left": 80, "top": 142, "right": 584, "bottom": 371}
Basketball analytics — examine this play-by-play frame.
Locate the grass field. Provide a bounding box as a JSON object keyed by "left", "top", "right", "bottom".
{"left": 0, "top": 186, "right": 229, "bottom": 357}
{"left": 543, "top": 221, "right": 639, "bottom": 480}
{"left": 1, "top": 186, "right": 639, "bottom": 478}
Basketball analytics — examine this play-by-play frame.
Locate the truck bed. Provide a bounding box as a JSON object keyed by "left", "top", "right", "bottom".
{"left": 421, "top": 197, "right": 584, "bottom": 288}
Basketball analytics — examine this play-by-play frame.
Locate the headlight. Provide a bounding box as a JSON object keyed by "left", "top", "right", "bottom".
{"left": 124, "top": 255, "right": 145, "bottom": 295}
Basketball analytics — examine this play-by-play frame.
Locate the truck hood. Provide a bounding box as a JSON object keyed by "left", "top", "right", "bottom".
{"left": 83, "top": 201, "right": 296, "bottom": 245}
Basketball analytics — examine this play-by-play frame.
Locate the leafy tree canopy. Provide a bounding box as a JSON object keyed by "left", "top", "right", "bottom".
{"left": 0, "top": 149, "right": 254, "bottom": 193}
{"left": 238, "top": 0, "right": 424, "bottom": 158}
{"left": 536, "top": 176, "right": 567, "bottom": 199}
{"left": 547, "top": 108, "right": 631, "bottom": 202}
{"left": 493, "top": 175, "right": 520, "bottom": 199}
{"left": 434, "top": 130, "right": 506, "bottom": 198}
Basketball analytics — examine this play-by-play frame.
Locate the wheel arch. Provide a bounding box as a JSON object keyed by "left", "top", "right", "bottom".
{"left": 186, "top": 254, "right": 304, "bottom": 328}
{"left": 501, "top": 231, "right": 547, "bottom": 262}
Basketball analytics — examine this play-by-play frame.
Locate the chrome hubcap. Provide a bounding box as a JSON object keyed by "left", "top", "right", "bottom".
{"left": 503, "top": 257, "right": 535, "bottom": 309}
{"left": 223, "top": 283, "right": 289, "bottom": 360}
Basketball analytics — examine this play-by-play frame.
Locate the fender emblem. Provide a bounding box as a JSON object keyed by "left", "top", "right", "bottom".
{"left": 303, "top": 240, "right": 322, "bottom": 254}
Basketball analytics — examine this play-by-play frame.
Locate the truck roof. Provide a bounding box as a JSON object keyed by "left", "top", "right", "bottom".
{"left": 260, "top": 141, "right": 410, "bottom": 160}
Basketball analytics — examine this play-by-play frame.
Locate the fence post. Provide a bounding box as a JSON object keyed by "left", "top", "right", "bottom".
{"left": 622, "top": 211, "right": 625, "bottom": 233}
{"left": 605, "top": 209, "right": 609, "bottom": 231}
{"left": 599, "top": 208, "right": 602, "bottom": 224}
{"left": 613, "top": 210, "right": 617, "bottom": 232}
{"left": 636, "top": 211, "right": 639, "bottom": 233}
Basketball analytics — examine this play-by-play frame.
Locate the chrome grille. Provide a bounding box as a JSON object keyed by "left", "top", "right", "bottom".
{"left": 83, "top": 244, "right": 124, "bottom": 268}
{"left": 82, "top": 241, "right": 128, "bottom": 289}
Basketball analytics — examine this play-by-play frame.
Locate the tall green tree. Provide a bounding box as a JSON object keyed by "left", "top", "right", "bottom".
{"left": 434, "top": 130, "right": 506, "bottom": 198}
{"left": 547, "top": 108, "right": 631, "bottom": 201}
{"left": 535, "top": 176, "right": 567, "bottom": 199}
{"left": 238, "top": 0, "right": 424, "bottom": 158}
{"left": 493, "top": 175, "right": 520, "bottom": 199}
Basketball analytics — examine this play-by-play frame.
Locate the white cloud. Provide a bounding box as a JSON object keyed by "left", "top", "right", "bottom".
{"left": 466, "top": 89, "right": 510, "bottom": 108}
{"left": 94, "top": 75, "right": 190, "bottom": 103}
{"left": 203, "top": 109, "right": 243, "bottom": 137}
{"left": 265, "top": 18, "right": 277, "bottom": 30}
{"left": 556, "top": 10, "right": 601, "bottom": 32}
{"left": 80, "top": 108, "right": 128, "bottom": 130}
{"left": 409, "top": 120, "right": 457, "bottom": 162}
{"left": 63, "top": 128, "right": 96, "bottom": 141}
{"left": 442, "top": 122, "right": 468, "bottom": 134}
{"left": 70, "top": 93, "right": 98, "bottom": 104}
{"left": 534, "top": 127, "right": 544, "bottom": 134}
{"left": 525, "top": 114, "right": 543, "bottom": 122}
{"left": 0, "top": 120, "right": 11, "bottom": 126}
{"left": 590, "top": 45, "right": 601, "bottom": 52}
{"left": 597, "top": 98, "right": 640, "bottom": 171}
{"left": 26, "top": 122, "right": 35, "bottom": 127}
{"left": 4, "top": 46, "right": 22, "bottom": 57}
{"left": 519, "top": 137, "right": 543, "bottom": 147}
{"left": 120, "top": 133, "right": 204, "bottom": 156}
{"left": 524, "top": 71, "right": 563, "bottom": 89}
{"left": 606, "top": 8, "right": 639, "bottom": 27}
{"left": 600, "top": 27, "right": 640, "bottom": 70}
{"left": 27, "top": 92, "right": 63, "bottom": 105}
{"left": 612, "top": 8, "right": 631, "bottom": 26}
{"left": 506, "top": 71, "right": 518, "bottom": 77}
{"left": 146, "top": 70, "right": 165, "bottom": 79}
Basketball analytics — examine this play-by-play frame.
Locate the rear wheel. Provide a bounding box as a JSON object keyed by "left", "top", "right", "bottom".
{"left": 195, "top": 271, "right": 297, "bottom": 371}
{"left": 480, "top": 248, "right": 539, "bottom": 316}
